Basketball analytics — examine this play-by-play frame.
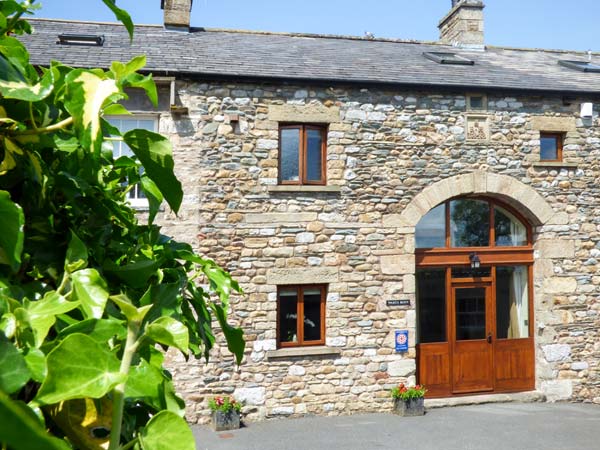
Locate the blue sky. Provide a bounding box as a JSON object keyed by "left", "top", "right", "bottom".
{"left": 37, "top": 0, "right": 600, "bottom": 51}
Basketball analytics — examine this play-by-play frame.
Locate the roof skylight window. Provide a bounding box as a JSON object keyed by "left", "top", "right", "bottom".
{"left": 558, "top": 60, "right": 600, "bottom": 73}
{"left": 57, "top": 34, "right": 105, "bottom": 46}
{"left": 423, "top": 52, "right": 474, "bottom": 65}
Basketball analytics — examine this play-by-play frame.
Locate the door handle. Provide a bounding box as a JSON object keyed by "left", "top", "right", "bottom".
{"left": 487, "top": 333, "right": 492, "bottom": 344}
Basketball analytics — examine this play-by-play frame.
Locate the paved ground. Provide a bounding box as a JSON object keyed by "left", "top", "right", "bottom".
{"left": 192, "top": 403, "right": 600, "bottom": 450}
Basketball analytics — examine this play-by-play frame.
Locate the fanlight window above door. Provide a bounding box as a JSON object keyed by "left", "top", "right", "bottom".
{"left": 415, "top": 198, "right": 529, "bottom": 249}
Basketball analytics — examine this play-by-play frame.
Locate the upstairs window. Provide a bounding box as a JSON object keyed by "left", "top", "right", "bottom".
{"left": 278, "top": 285, "right": 326, "bottom": 347}
{"left": 279, "top": 125, "right": 326, "bottom": 185}
{"left": 539, "top": 132, "right": 563, "bottom": 162}
{"left": 107, "top": 116, "right": 158, "bottom": 206}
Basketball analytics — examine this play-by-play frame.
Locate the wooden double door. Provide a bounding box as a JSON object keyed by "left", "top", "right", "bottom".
{"left": 417, "top": 267, "right": 535, "bottom": 397}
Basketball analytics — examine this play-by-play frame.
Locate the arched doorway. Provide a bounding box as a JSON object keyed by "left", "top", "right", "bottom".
{"left": 415, "top": 196, "right": 534, "bottom": 397}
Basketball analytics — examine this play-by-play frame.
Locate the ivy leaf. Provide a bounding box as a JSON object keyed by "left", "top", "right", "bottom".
{"left": 105, "top": 259, "right": 161, "bottom": 289}
{"left": 64, "top": 70, "right": 119, "bottom": 154}
{"left": 0, "top": 190, "right": 24, "bottom": 273}
{"left": 146, "top": 317, "right": 189, "bottom": 355}
{"left": 0, "top": 63, "right": 54, "bottom": 101}
{"left": 138, "top": 411, "right": 196, "bottom": 450}
{"left": 58, "top": 318, "right": 126, "bottom": 344}
{"left": 25, "top": 292, "right": 79, "bottom": 348}
{"left": 203, "top": 261, "right": 242, "bottom": 306}
{"left": 71, "top": 269, "right": 109, "bottom": 320}
{"left": 0, "top": 392, "right": 70, "bottom": 450}
{"left": 125, "top": 359, "right": 165, "bottom": 411}
{"left": 65, "top": 230, "right": 88, "bottom": 273}
{"left": 24, "top": 348, "right": 47, "bottom": 383}
{"left": 140, "top": 175, "right": 163, "bottom": 225}
{"left": 35, "top": 334, "right": 126, "bottom": 405}
{"left": 210, "top": 303, "right": 245, "bottom": 365}
{"left": 123, "top": 129, "right": 182, "bottom": 213}
{"left": 101, "top": 0, "right": 134, "bottom": 41}
{"left": 0, "top": 335, "right": 31, "bottom": 394}
{"left": 110, "top": 294, "right": 152, "bottom": 324}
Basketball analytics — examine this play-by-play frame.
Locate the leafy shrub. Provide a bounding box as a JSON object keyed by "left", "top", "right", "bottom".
{"left": 0, "top": 1, "right": 245, "bottom": 449}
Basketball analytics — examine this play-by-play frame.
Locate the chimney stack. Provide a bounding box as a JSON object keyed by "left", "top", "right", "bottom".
{"left": 161, "top": 0, "right": 192, "bottom": 31}
{"left": 438, "top": 0, "right": 485, "bottom": 49}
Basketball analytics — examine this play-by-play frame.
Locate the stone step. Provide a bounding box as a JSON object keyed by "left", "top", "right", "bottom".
{"left": 425, "top": 391, "right": 546, "bottom": 409}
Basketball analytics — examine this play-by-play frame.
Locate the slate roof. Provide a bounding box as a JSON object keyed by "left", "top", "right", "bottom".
{"left": 19, "top": 18, "right": 600, "bottom": 95}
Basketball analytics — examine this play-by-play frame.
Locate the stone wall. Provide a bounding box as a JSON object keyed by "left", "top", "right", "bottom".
{"left": 156, "top": 80, "right": 600, "bottom": 423}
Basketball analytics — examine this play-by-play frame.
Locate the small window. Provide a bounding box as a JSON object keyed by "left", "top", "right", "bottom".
{"left": 57, "top": 33, "right": 104, "bottom": 46}
{"left": 539, "top": 132, "right": 563, "bottom": 162}
{"left": 277, "top": 285, "right": 326, "bottom": 347}
{"left": 558, "top": 60, "right": 600, "bottom": 73}
{"left": 107, "top": 116, "right": 158, "bottom": 206}
{"left": 423, "top": 52, "right": 474, "bottom": 65}
{"left": 279, "top": 125, "right": 326, "bottom": 185}
{"left": 467, "top": 94, "right": 487, "bottom": 111}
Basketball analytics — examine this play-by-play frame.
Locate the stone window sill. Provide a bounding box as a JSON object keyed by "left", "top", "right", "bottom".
{"left": 267, "top": 185, "right": 342, "bottom": 193}
{"left": 532, "top": 161, "right": 578, "bottom": 168}
{"left": 266, "top": 346, "right": 341, "bottom": 360}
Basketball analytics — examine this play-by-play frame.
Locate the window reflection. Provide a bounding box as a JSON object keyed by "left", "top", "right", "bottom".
{"left": 495, "top": 206, "right": 527, "bottom": 246}
{"left": 417, "top": 269, "right": 446, "bottom": 343}
{"left": 450, "top": 199, "right": 489, "bottom": 247}
{"left": 415, "top": 204, "right": 446, "bottom": 248}
{"left": 496, "top": 266, "right": 529, "bottom": 339}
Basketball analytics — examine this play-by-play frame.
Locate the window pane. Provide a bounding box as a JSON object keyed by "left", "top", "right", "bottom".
{"left": 496, "top": 266, "right": 529, "bottom": 339}
{"left": 495, "top": 206, "right": 527, "bottom": 246}
{"left": 469, "top": 96, "right": 484, "bottom": 110}
{"left": 416, "top": 203, "right": 446, "bottom": 248}
{"left": 540, "top": 136, "right": 558, "bottom": 160}
{"left": 306, "top": 129, "right": 323, "bottom": 182}
{"left": 450, "top": 199, "right": 489, "bottom": 247}
{"left": 278, "top": 290, "right": 298, "bottom": 343}
{"left": 303, "top": 288, "right": 322, "bottom": 341}
{"left": 455, "top": 287, "right": 486, "bottom": 341}
{"left": 417, "top": 269, "right": 446, "bottom": 343}
{"left": 280, "top": 128, "right": 300, "bottom": 182}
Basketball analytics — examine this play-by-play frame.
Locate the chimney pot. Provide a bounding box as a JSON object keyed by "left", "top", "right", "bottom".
{"left": 161, "top": 0, "right": 192, "bottom": 31}
{"left": 439, "top": 0, "right": 485, "bottom": 50}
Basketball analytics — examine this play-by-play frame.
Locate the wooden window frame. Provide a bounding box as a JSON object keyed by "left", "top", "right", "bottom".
{"left": 539, "top": 132, "right": 563, "bottom": 162}
{"left": 278, "top": 124, "right": 327, "bottom": 186}
{"left": 277, "top": 284, "right": 327, "bottom": 348}
{"left": 416, "top": 197, "right": 533, "bottom": 268}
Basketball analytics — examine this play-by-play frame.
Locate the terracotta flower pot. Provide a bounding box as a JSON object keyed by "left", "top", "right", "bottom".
{"left": 393, "top": 397, "right": 425, "bottom": 416}
{"left": 212, "top": 410, "right": 241, "bottom": 431}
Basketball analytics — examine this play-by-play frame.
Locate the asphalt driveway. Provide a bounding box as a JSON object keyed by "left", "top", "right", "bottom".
{"left": 192, "top": 402, "right": 600, "bottom": 450}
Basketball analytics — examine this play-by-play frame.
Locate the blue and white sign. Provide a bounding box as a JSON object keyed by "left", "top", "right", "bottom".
{"left": 395, "top": 330, "right": 409, "bottom": 353}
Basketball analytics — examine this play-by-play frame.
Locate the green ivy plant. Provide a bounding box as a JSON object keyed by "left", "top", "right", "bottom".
{"left": 0, "top": 1, "right": 245, "bottom": 449}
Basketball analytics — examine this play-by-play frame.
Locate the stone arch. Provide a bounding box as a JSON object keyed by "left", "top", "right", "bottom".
{"left": 397, "top": 171, "right": 556, "bottom": 229}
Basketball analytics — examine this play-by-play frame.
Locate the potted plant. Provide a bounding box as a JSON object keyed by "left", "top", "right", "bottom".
{"left": 391, "top": 383, "right": 427, "bottom": 416}
{"left": 208, "top": 396, "right": 242, "bottom": 431}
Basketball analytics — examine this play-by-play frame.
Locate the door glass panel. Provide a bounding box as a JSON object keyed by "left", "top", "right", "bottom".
{"left": 451, "top": 267, "right": 491, "bottom": 279}
{"left": 495, "top": 205, "right": 527, "bottom": 246}
{"left": 417, "top": 268, "right": 446, "bottom": 343}
{"left": 280, "top": 128, "right": 300, "bottom": 182}
{"left": 416, "top": 203, "right": 446, "bottom": 248}
{"left": 496, "top": 266, "right": 529, "bottom": 339}
{"left": 305, "top": 129, "right": 323, "bottom": 182}
{"left": 450, "top": 199, "right": 490, "bottom": 247}
{"left": 303, "top": 288, "right": 322, "bottom": 341}
{"left": 278, "top": 289, "right": 298, "bottom": 343}
{"left": 455, "top": 288, "right": 486, "bottom": 340}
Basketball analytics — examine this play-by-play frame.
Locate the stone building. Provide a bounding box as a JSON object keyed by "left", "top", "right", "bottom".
{"left": 22, "top": 0, "right": 600, "bottom": 423}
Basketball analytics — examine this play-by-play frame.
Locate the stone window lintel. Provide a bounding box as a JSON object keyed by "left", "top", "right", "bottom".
{"left": 266, "top": 346, "right": 341, "bottom": 360}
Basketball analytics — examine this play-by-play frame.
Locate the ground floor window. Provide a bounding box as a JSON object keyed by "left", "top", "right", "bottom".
{"left": 277, "top": 285, "right": 326, "bottom": 347}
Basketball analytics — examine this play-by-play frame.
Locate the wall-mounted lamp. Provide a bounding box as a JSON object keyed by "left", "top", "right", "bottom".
{"left": 469, "top": 252, "right": 481, "bottom": 269}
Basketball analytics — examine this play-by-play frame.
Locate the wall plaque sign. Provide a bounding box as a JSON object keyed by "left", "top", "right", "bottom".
{"left": 395, "top": 330, "right": 409, "bottom": 353}
{"left": 387, "top": 299, "right": 411, "bottom": 307}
